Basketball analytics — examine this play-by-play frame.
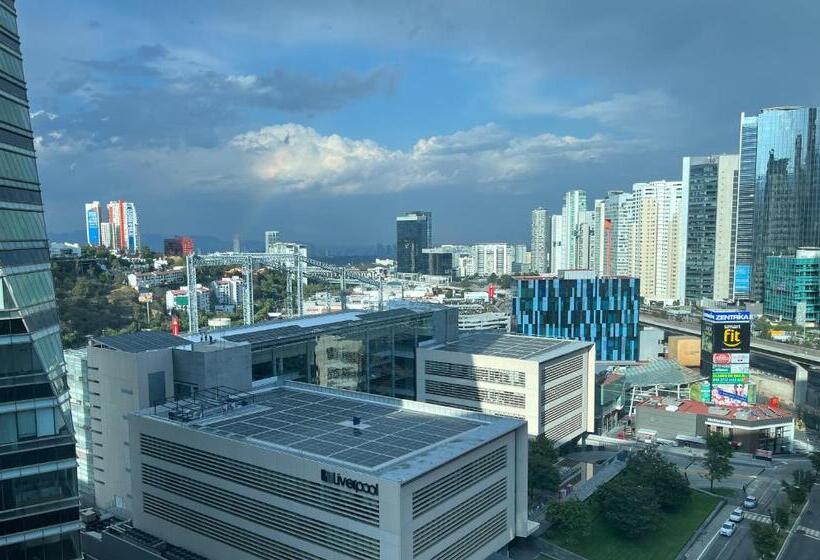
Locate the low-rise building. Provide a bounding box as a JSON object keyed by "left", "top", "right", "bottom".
{"left": 165, "top": 284, "right": 211, "bottom": 313}
{"left": 128, "top": 381, "right": 536, "bottom": 560}
{"left": 50, "top": 241, "right": 82, "bottom": 258}
{"left": 458, "top": 311, "right": 510, "bottom": 332}
{"left": 417, "top": 332, "right": 595, "bottom": 441}
{"left": 127, "top": 268, "right": 185, "bottom": 290}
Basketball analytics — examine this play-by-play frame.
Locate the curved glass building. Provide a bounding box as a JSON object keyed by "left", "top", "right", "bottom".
{"left": 0, "top": 1, "right": 81, "bottom": 558}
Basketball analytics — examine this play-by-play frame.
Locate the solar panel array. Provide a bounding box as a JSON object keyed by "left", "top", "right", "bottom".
{"left": 193, "top": 387, "right": 480, "bottom": 470}
{"left": 441, "top": 332, "right": 568, "bottom": 359}
{"left": 93, "top": 331, "right": 189, "bottom": 353}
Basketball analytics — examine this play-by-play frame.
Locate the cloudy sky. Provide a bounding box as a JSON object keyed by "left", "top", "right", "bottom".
{"left": 18, "top": 1, "right": 820, "bottom": 249}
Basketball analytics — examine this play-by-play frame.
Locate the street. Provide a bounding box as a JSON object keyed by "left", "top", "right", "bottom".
{"left": 779, "top": 482, "right": 820, "bottom": 559}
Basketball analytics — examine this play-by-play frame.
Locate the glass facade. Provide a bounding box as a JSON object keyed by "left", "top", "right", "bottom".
{"left": 396, "top": 211, "right": 432, "bottom": 274}
{"left": 738, "top": 107, "right": 820, "bottom": 301}
{"left": 513, "top": 275, "right": 641, "bottom": 361}
{"left": 764, "top": 250, "right": 820, "bottom": 325}
{"left": 0, "top": 2, "right": 80, "bottom": 557}
{"left": 227, "top": 306, "right": 454, "bottom": 400}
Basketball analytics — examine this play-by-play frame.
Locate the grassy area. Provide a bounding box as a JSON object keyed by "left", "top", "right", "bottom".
{"left": 708, "top": 487, "right": 739, "bottom": 498}
{"left": 544, "top": 491, "right": 720, "bottom": 560}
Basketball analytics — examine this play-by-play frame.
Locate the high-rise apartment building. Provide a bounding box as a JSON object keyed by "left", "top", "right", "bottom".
{"left": 0, "top": 4, "right": 81, "bottom": 556}
{"left": 684, "top": 155, "right": 739, "bottom": 303}
{"left": 549, "top": 214, "right": 564, "bottom": 273}
{"left": 561, "top": 190, "right": 587, "bottom": 269}
{"left": 736, "top": 107, "right": 820, "bottom": 301}
{"left": 84, "top": 201, "right": 101, "bottom": 246}
{"left": 472, "top": 243, "right": 514, "bottom": 276}
{"left": 106, "top": 200, "right": 140, "bottom": 254}
{"left": 163, "top": 235, "right": 194, "bottom": 257}
{"left": 396, "top": 211, "right": 432, "bottom": 274}
{"left": 574, "top": 210, "right": 596, "bottom": 270}
{"left": 513, "top": 271, "right": 641, "bottom": 361}
{"left": 630, "top": 180, "right": 686, "bottom": 304}
{"left": 264, "top": 230, "right": 280, "bottom": 253}
{"left": 530, "top": 207, "right": 550, "bottom": 273}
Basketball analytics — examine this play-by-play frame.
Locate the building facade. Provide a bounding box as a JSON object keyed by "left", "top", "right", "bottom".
{"left": 264, "top": 230, "right": 280, "bottom": 252}
{"left": 561, "top": 190, "right": 587, "bottom": 270}
{"left": 471, "top": 243, "right": 513, "bottom": 277}
{"left": 417, "top": 333, "right": 596, "bottom": 441}
{"left": 163, "top": 236, "right": 194, "bottom": 257}
{"left": 530, "top": 207, "right": 550, "bottom": 274}
{"left": 683, "top": 155, "right": 739, "bottom": 303}
{"left": 513, "top": 271, "right": 641, "bottom": 361}
{"left": 84, "top": 201, "right": 102, "bottom": 246}
{"left": 0, "top": 3, "right": 81, "bottom": 556}
{"left": 765, "top": 248, "right": 820, "bottom": 326}
{"left": 549, "top": 215, "right": 564, "bottom": 273}
{"left": 737, "top": 107, "right": 820, "bottom": 301}
{"left": 396, "top": 211, "right": 432, "bottom": 274}
{"left": 129, "top": 381, "right": 534, "bottom": 560}
{"left": 106, "top": 200, "right": 140, "bottom": 254}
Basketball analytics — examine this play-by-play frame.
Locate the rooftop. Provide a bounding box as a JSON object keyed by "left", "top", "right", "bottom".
{"left": 427, "top": 331, "right": 591, "bottom": 362}
{"left": 637, "top": 398, "right": 793, "bottom": 422}
{"left": 90, "top": 331, "right": 189, "bottom": 353}
{"left": 137, "top": 381, "right": 523, "bottom": 482}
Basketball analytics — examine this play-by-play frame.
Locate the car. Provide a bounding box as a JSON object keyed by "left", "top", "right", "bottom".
{"left": 743, "top": 496, "right": 758, "bottom": 509}
{"left": 719, "top": 521, "right": 736, "bottom": 537}
{"left": 729, "top": 507, "right": 744, "bottom": 522}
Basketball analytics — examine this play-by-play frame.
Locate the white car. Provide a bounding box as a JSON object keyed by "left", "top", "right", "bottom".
{"left": 743, "top": 496, "right": 758, "bottom": 509}
{"left": 729, "top": 507, "right": 744, "bottom": 523}
{"left": 719, "top": 521, "right": 736, "bottom": 537}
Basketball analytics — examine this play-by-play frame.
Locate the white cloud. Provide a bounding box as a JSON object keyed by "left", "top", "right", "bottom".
{"left": 30, "top": 110, "right": 59, "bottom": 120}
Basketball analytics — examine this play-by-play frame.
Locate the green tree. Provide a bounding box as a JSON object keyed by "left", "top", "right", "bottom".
{"left": 750, "top": 521, "right": 781, "bottom": 560}
{"left": 809, "top": 451, "right": 820, "bottom": 476}
{"left": 703, "top": 432, "right": 734, "bottom": 491}
{"left": 545, "top": 499, "right": 592, "bottom": 545}
{"left": 626, "top": 448, "right": 690, "bottom": 512}
{"left": 781, "top": 469, "right": 816, "bottom": 511}
{"left": 528, "top": 435, "right": 560, "bottom": 499}
{"left": 597, "top": 475, "right": 659, "bottom": 538}
{"left": 773, "top": 505, "right": 791, "bottom": 530}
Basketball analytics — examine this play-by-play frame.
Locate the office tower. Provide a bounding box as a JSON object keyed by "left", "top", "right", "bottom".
{"left": 765, "top": 248, "right": 820, "bottom": 325}
{"left": 549, "top": 214, "right": 564, "bottom": 273}
{"left": 163, "top": 235, "right": 194, "bottom": 256}
{"left": 513, "top": 271, "right": 641, "bottom": 360}
{"left": 561, "top": 190, "right": 587, "bottom": 269}
{"left": 84, "top": 201, "right": 102, "bottom": 246}
{"left": 128, "top": 381, "right": 532, "bottom": 560}
{"left": 0, "top": 4, "right": 81, "bottom": 556}
{"left": 471, "top": 243, "right": 514, "bottom": 276}
{"left": 530, "top": 207, "right": 550, "bottom": 273}
{"left": 630, "top": 180, "right": 686, "bottom": 304}
{"left": 736, "top": 107, "right": 820, "bottom": 301}
{"left": 396, "top": 211, "right": 432, "bottom": 274}
{"left": 683, "top": 155, "right": 740, "bottom": 303}
{"left": 418, "top": 332, "right": 595, "bottom": 441}
{"left": 264, "top": 230, "right": 280, "bottom": 253}
{"left": 106, "top": 200, "right": 140, "bottom": 254}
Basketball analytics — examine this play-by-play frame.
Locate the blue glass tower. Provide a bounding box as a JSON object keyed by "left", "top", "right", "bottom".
{"left": 0, "top": 2, "right": 81, "bottom": 558}
{"left": 513, "top": 272, "right": 640, "bottom": 361}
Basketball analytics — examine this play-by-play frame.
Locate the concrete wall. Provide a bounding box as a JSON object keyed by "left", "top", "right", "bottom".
{"left": 172, "top": 341, "right": 252, "bottom": 393}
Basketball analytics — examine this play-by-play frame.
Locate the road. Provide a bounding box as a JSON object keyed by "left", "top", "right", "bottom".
{"left": 691, "top": 456, "right": 812, "bottom": 560}
{"left": 779, "top": 482, "right": 820, "bottom": 560}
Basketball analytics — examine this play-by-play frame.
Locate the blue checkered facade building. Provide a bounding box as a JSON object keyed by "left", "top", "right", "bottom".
{"left": 513, "top": 276, "right": 641, "bottom": 361}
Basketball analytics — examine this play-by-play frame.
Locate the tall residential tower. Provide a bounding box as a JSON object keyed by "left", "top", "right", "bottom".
{"left": 0, "top": 2, "right": 81, "bottom": 557}
{"left": 530, "top": 207, "right": 549, "bottom": 273}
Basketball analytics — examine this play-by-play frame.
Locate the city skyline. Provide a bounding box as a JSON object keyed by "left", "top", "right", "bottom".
{"left": 18, "top": 1, "right": 820, "bottom": 246}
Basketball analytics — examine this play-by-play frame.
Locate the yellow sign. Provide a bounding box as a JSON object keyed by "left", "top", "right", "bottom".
{"left": 723, "top": 328, "right": 741, "bottom": 348}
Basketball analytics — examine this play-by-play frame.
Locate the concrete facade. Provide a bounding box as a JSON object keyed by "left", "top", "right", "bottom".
{"left": 417, "top": 333, "right": 595, "bottom": 441}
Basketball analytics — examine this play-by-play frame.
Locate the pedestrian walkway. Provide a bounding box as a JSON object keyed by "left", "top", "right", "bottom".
{"left": 745, "top": 512, "right": 771, "bottom": 523}
{"left": 795, "top": 525, "right": 820, "bottom": 540}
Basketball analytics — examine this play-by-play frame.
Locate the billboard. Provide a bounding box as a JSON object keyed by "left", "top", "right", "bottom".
{"left": 711, "top": 383, "right": 750, "bottom": 406}
{"left": 709, "top": 322, "right": 751, "bottom": 353}
{"left": 734, "top": 265, "right": 751, "bottom": 295}
{"left": 86, "top": 209, "right": 100, "bottom": 245}
{"left": 703, "top": 309, "right": 752, "bottom": 323}
{"left": 711, "top": 353, "right": 749, "bottom": 365}
{"left": 710, "top": 365, "right": 750, "bottom": 385}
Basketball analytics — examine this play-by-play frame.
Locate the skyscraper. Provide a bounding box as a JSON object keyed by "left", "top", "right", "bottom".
{"left": 736, "top": 107, "right": 820, "bottom": 301}
{"left": 396, "top": 211, "right": 432, "bottom": 274}
{"left": 0, "top": 4, "right": 81, "bottom": 557}
{"left": 264, "top": 230, "right": 280, "bottom": 253}
{"left": 84, "top": 201, "right": 101, "bottom": 246}
{"left": 530, "top": 207, "right": 550, "bottom": 273}
{"left": 106, "top": 200, "right": 140, "bottom": 254}
{"left": 549, "top": 214, "right": 564, "bottom": 273}
{"left": 561, "top": 190, "right": 587, "bottom": 269}
{"left": 683, "top": 155, "right": 739, "bottom": 303}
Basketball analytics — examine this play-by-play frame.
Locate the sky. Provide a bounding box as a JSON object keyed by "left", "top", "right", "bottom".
{"left": 18, "top": 0, "right": 820, "bottom": 249}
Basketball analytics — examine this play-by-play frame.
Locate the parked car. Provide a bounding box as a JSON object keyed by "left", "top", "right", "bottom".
{"left": 743, "top": 496, "right": 758, "bottom": 509}
{"left": 719, "top": 521, "right": 736, "bottom": 537}
{"left": 729, "top": 507, "right": 744, "bottom": 522}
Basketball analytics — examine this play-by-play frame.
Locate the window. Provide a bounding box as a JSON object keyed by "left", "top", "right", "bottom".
{"left": 16, "top": 409, "right": 35, "bottom": 440}
{"left": 0, "top": 412, "right": 15, "bottom": 443}
{"left": 36, "top": 407, "right": 55, "bottom": 437}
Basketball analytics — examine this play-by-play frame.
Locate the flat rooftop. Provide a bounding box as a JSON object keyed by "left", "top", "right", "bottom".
{"left": 136, "top": 381, "right": 523, "bottom": 483}
{"left": 427, "top": 331, "right": 591, "bottom": 361}
{"left": 90, "top": 331, "right": 189, "bottom": 353}
{"left": 638, "top": 398, "right": 793, "bottom": 422}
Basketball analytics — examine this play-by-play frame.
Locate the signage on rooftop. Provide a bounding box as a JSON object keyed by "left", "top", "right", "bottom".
{"left": 712, "top": 353, "right": 749, "bottom": 365}
{"left": 321, "top": 469, "right": 379, "bottom": 496}
{"left": 703, "top": 309, "right": 752, "bottom": 323}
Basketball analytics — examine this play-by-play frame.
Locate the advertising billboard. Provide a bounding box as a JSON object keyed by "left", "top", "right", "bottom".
{"left": 711, "top": 353, "right": 749, "bottom": 365}
{"left": 711, "top": 383, "right": 750, "bottom": 406}
{"left": 701, "top": 323, "right": 713, "bottom": 353}
{"left": 86, "top": 209, "right": 100, "bottom": 245}
{"left": 734, "top": 266, "right": 751, "bottom": 295}
{"left": 710, "top": 322, "right": 751, "bottom": 353}
{"left": 710, "top": 366, "right": 750, "bottom": 385}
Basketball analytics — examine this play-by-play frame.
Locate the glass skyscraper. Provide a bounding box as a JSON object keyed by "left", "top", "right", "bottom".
{"left": 0, "top": 2, "right": 81, "bottom": 558}
{"left": 512, "top": 271, "right": 641, "bottom": 361}
{"left": 396, "top": 210, "right": 432, "bottom": 274}
{"left": 736, "top": 107, "right": 820, "bottom": 301}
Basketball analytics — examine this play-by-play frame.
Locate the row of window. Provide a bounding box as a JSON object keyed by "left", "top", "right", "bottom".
{"left": 0, "top": 532, "right": 80, "bottom": 560}
{"left": 0, "top": 442, "right": 75, "bottom": 470}
{"left": 0, "top": 208, "right": 45, "bottom": 241}
{"left": 0, "top": 406, "right": 68, "bottom": 444}
{"left": 5, "top": 269, "right": 56, "bottom": 309}
{"left": 0, "top": 342, "right": 42, "bottom": 375}
{"left": 0, "top": 467, "right": 77, "bottom": 511}
{"left": 0, "top": 247, "right": 49, "bottom": 268}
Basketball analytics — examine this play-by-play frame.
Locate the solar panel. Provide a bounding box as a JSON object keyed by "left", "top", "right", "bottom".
{"left": 440, "top": 331, "right": 574, "bottom": 359}
{"left": 93, "top": 331, "right": 189, "bottom": 353}
{"left": 188, "top": 386, "right": 481, "bottom": 470}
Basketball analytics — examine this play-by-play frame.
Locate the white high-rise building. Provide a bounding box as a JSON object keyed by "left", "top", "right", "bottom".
{"left": 561, "top": 190, "right": 587, "bottom": 269}
{"left": 629, "top": 180, "right": 686, "bottom": 304}
{"left": 530, "top": 207, "right": 550, "bottom": 273}
{"left": 575, "top": 210, "right": 596, "bottom": 270}
{"left": 550, "top": 215, "right": 564, "bottom": 273}
{"left": 472, "top": 243, "right": 514, "bottom": 276}
{"left": 264, "top": 231, "right": 280, "bottom": 252}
